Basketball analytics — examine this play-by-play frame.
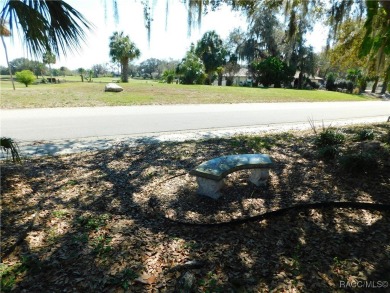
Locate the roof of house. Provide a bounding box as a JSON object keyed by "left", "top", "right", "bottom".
{"left": 294, "top": 71, "right": 323, "bottom": 80}
{"left": 223, "top": 68, "right": 249, "bottom": 78}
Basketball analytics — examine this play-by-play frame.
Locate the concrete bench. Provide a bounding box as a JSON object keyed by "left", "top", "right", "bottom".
{"left": 190, "top": 154, "right": 273, "bottom": 199}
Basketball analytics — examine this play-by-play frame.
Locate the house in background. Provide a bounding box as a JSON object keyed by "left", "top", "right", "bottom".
{"left": 212, "top": 68, "right": 251, "bottom": 86}
{"left": 232, "top": 68, "right": 251, "bottom": 86}
{"left": 294, "top": 71, "right": 324, "bottom": 84}
{"left": 212, "top": 69, "right": 324, "bottom": 87}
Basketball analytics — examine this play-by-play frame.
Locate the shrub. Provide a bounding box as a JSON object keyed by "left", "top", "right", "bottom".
{"left": 314, "top": 129, "right": 345, "bottom": 147}
{"left": 325, "top": 73, "right": 337, "bottom": 91}
{"left": 346, "top": 81, "right": 354, "bottom": 93}
{"left": 339, "top": 152, "right": 378, "bottom": 174}
{"left": 309, "top": 80, "right": 320, "bottom": 89}
{"left": 15, "top": 70, "right": 36, "bottom": 87}
{"left": 335, "top": 79, "right": 347, "bottom": 89}
{"left": 225, "top": 77, "right": 234, "bottom": 86}
{"left": 176, "top": 51, "right": 206, "bottom": 85}
{"left": 317, "top": 145, "right": 339, "bottom": 160}
{"left": 356, "top": 129, "right": 375, "bottom": 141}
{"left": 251, "top": 57, "right": 294, "bottom": 88}
{"left": 380, "top": 129, "right": 390, "bottom": 144}
{"left": 161, "top": 69, "right": 175, "bottom": 84}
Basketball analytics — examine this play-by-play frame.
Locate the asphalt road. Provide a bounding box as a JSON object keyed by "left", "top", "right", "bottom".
{"left": 1, "top": 101, "right": 389, "bottom": 141}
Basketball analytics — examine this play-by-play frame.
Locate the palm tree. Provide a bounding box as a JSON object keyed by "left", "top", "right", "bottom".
{"left": 1, "top": 0, "right": 92, "bottom": 162}
{"left": 109, "top": 31, "right": 140, "bottom": 82}
{"left": 0, "top": 0, "right": 92, "bottom": 59}
{"left": 0, "top": 18, "right": 14, "bottom": 90}
{"left": 43, "top": 51, "right": 56, "bottom": 82}
{"left": 78, "top": 68, "right": 85, "bottom": 82}
{"left": 195, "top": 31, "right": 227, "bottom": 85}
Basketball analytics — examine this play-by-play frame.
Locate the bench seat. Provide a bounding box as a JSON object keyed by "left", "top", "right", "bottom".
{"left": 190, "top": 154, "right": 273, "bottom": 199}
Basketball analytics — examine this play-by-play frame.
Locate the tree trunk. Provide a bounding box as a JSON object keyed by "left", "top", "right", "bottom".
{"left": 217, "top": 72, "right": 223, "bottom": 86}
{"left": 121, "top": 58, "right": 129, "bottom": 82}
{"left": 1, "top": 34, "right": 15, "bottom": 90}
{"left": 49, "top": 64, "right": 53, "bottom": 82}
{"left": 298, "top": 71, "right": 303, "bottom": 89}
{"left": 204, "top": 74, "right": 211, "bottom": 85}
{"left": 371, "top": 76, "right": 379, "bottom": 93}
{"left": 381, "top": 66, "right": 390, "bottom": 94}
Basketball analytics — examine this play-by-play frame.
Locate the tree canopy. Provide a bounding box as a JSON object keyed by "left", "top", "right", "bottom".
{"left": 195, "top": 31, "right": 227, "bottom": 84}
{"left": 176, "top": 45, "right": 206, "bottom": 85}
{"left": 15, "top": 69, "right": 36, "bottom": 87}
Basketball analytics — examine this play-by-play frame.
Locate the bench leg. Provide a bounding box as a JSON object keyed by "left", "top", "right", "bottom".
{"left": 195, "top": 177, "right": 224, "bottom": 199}
{"left": 249, "top": 169, "right": 269, "bottom": 187}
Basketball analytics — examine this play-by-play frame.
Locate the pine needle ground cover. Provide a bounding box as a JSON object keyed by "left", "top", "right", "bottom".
{"left": 1, "top": 123, "right": 389, "bottom": 292}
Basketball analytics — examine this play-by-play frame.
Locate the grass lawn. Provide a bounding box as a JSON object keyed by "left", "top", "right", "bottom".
{"left": 0, "top": 77, "right": 375, "bottom": 109}
{"left": 1, "top": 123, "right": 389, "bottom": 292}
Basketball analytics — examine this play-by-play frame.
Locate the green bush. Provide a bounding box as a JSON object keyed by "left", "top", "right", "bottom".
{"left": 335, "top": 79, "right": 347, "bottom": 89}
{"left": 317, "top": 145, "right": 339, "bottom": 160}
{"left": 176, "top": 51, "right": 206, "bottom": 85}
{"left": 325, "top": 72, "right": 337, "bottom": 91}
{"left": 346, "top": 81, "right": 354, "bottom": 93}
{"left": 251, "top": 57, "right": 294, "bottom": 88}
{"left": 314, "top": 129, "right": 345, "bottom": 147}
{"left": 15, "top": 70, "right": 36, "bottom": 87}
{"left": 161, "top": 69, "right": 175, "bottom": 84}
{"left": 356, "top": 129, "right": 375, "bottom": 141}
{"left": 339, "top": 152, "right": 378, "bottom": 173}
{"left": 380, "top": 129, "right": 390, "bottom": 144}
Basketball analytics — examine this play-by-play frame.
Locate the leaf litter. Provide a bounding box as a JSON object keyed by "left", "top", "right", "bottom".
{"left": 1, "top": 123, "right": 390, "bottom": 292}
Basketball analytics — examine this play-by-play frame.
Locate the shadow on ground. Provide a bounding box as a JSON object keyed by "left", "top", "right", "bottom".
{"left": 1, "top": 123, "right": 390, "bottom": 292}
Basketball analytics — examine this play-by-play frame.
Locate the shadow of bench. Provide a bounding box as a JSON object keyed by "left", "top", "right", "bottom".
{"left": 190, "top": 154, "right": 274, "bottom": 199}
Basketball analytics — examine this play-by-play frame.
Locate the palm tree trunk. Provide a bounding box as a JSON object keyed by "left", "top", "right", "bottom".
{"left": 122, "top": 59, "right": 129, "bottom": 82}
{"left": 49, "top": 64, "right": 53, "bottom": 83}
{"left": 1, "top": 34, "right": 15, "bottom": 90}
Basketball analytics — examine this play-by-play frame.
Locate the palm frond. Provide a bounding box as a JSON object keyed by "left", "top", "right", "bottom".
{"left": 0, "top": 137, "right": 21, "bottom": 163}
{"left": 1, "top": 0, "right": 93, "bottom": 58}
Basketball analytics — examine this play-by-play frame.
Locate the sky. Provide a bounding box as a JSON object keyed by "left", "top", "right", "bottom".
{"left": 0, "top": 0, "right": 328, "bottom": 70}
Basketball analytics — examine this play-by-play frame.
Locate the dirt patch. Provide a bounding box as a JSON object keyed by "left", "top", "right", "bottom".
{"left": 1, "top": 123, "right": 390, "bottom": 292}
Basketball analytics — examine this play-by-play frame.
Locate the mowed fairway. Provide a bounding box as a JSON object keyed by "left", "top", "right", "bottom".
{"left": 0, "top": 77, "right": 374, "bottom": 109}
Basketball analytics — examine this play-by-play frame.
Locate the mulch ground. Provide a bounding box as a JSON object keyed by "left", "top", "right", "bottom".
{"left": 1, "top": 123, "right": 390, "bottom": 292}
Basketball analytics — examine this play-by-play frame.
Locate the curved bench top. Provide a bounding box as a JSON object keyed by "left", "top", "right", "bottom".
{"left": 190, "top": 154, "right": 273, "bottom": 181}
